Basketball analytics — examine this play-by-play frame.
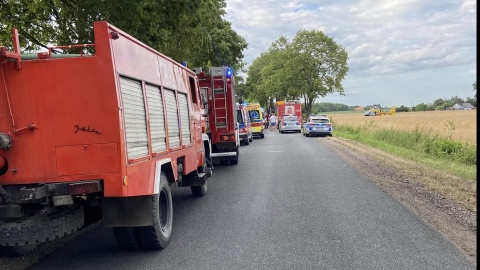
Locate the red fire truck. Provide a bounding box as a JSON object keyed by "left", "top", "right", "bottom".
{"left": 276, "top": 100, "right": 302, "bottom": 121}
{"left": 195, "top": 67, "right": 240, "bottom": 165}
{"left": 0, "top": 21, "right": 212, "bottom": 255}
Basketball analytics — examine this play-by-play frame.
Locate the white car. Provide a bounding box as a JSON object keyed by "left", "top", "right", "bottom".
{"left": 302, "top": 115, "right": 333, "bottom": 137}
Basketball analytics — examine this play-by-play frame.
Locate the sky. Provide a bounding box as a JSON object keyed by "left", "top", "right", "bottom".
{"left": 224, "top": 0, "right": 477, "bottom": 107}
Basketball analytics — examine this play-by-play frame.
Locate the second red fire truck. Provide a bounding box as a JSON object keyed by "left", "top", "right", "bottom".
{"left": 196, "top": 67, "right": 240, "bottom": 165}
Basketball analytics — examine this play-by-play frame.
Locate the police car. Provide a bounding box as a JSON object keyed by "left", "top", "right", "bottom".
{"left": 302, "top": 115, "right": 333, "bottom": 137}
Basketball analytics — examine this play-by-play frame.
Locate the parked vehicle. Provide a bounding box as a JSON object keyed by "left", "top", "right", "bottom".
{"left": 276, "top": 100, "right": 302, "bottom": 123}
{"left": 302, "top": 115, "right": 333, "bottom": 137}
{"left": 279, "top": 115, "right": 302, "bottom": 133}
{"left": 245, "top": 103, "right": 265, "bottom": 139}
{"left": 0, "top": 21, "right": 212, "bottom": 256}
{"left": 236, "top": 103, "right": 253, "bottom": 145}
{"left": 196, "top": 67, "right": 240, "bottom": 165}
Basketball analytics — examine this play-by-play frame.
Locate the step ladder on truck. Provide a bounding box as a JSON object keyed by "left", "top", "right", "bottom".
{"left": 195, "top": 66, "right": 240, "bottom": 165}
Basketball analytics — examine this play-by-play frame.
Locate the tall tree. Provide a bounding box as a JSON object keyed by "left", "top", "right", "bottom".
{"left": 245, "top": 30, "right": 348, "bottom": 118}
{"left": 0, "top": 0, "right": 247, "bottom": 70}
{"left": 287, "top": 30, "right": 348, "bottom": 118}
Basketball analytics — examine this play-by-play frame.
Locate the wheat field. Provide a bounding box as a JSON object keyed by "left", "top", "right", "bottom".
{"left": 329, "top": 110, "right": 477, "bottom": 146}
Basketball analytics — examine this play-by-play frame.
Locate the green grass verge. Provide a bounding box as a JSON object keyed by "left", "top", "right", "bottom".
{"left": 332, "top": 125, "right": 477, "bottom": 181}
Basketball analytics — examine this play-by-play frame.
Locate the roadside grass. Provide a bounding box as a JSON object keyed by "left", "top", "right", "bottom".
{"left": 331, "top": 123, "right": 477, "bottom": 211}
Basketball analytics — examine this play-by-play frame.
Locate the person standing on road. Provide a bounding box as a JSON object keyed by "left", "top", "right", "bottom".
{"left": 269, "top": 114, "right": 277, "bottom": 131}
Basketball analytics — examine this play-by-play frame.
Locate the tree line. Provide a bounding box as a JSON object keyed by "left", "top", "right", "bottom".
{"left": 310, "top": 87, "right": 477, "bottom": 113}
{"left": 0, "top": 0, "right": 247, "bottom": 72}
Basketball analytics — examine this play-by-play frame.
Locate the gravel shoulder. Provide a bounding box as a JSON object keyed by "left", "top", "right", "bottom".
{"left": 319, "top": 136, "right": 476, "bottom": 265}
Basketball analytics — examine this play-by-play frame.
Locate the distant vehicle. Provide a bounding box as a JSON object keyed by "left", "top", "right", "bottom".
{"left": 245, "top": 103, "right": 265, "bottom": 138}
{"left": 302, "top": 115, "right": 333, "bottom": 137}
{"left": 364, "top": 107, "right": 396, "bottom": 116}
{"left": 276, "top": 100, "right": 302, "bottom": 123}
{"left": 279, "top": 115, "right": 301, "bottom": 133}
{"left": 236, "top": 103, "right": 253, "bottom": 145}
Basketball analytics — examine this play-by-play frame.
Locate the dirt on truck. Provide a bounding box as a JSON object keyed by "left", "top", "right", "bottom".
{"left": 0, "top": 21, "right": 212, "bottom": 256}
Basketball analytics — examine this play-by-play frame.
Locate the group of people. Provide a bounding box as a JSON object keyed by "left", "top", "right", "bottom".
{"left": 264, "top": 113, "right": 279, "bottom": 131}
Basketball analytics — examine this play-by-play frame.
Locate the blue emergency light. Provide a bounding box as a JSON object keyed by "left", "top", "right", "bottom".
{"left": 226, "top": 67, "right": 233, "bottom": 77}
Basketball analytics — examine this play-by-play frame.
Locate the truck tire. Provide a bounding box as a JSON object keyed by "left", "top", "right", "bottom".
{"left": 229, "top": 148, "right": 239, "bottom": 165}
{"left": 220, "top": 160, "right": 229, "bottom": 165}
{"left": 191, "top": 181, "right": 207, "bottom": 197}
{"left": 0, "top": 205, "right": 84, "bottom": 256}
{"left": 113, "top": 227, "right": 142, "bottom": 251}
{"left": 136, "top": 172, "right": 173, "bottom": 250}
{"left": 191, "top": 154, "right": 208, "bottom": 197}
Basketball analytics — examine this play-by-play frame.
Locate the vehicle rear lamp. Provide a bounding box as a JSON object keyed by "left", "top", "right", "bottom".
{"left": 69, "top": 181, "right": 101, "bottom": 195}
{"left": 220, "top": 135, "right": 235, "bottom": 141}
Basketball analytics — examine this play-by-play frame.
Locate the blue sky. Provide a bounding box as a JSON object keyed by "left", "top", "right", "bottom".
{"left": 224, "top": 0, "right": 476, "bottom": 107}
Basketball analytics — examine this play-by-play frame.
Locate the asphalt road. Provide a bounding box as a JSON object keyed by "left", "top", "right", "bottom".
{"left": 27, "top": 130, "right": 474, "bottom": 270}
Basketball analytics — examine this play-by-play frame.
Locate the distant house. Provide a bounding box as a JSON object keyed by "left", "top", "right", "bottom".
{"left": 354, "top": 106, "right": 364, "bottom": 111}
{"left": 452, "top": 103, "right": 475, "bottom": 110}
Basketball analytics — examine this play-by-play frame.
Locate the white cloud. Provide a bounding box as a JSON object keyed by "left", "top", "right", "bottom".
{"left": 225, "top": 0, "right": 477, "bottom": 106}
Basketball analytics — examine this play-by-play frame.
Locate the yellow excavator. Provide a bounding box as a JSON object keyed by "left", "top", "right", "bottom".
{"left": 364, "top": 106, "right": 396, "bottom": 116}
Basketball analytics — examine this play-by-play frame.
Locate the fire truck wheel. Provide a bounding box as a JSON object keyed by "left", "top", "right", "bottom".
{"left": 0, "top": 204, "right": 84, "bottom": 256}
{"left": 230, "top": 149, "right": 239, "bottom": 165}
{"left": 113, "top": 227, "right": 142, "bottom": 251}
{"left": 260, "top": 134, "right": 264, "bottom": 138}
{"left": 136, "top": 172, "right": 173, "bottom": 250}
{"left": 191, "top": 181, "right": 207, "bottom": 197}
{"left": 245, "top": 139, "right": 250, "bottom": 146}
{"left": 191, "top": 154, "right": 208, "bottom": 197}
{"left": 0, "top": 244, "right": 37, "bottom": 256}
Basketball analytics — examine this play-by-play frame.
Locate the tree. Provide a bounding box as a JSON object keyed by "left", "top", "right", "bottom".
{"left": 0, "top": 0, "right": 247, "bottom": 70}
{"left": 448, "top": 96, "right": 465, "bottom": 106}
{"left": 286, "top": 30, "right": 348, "bottom": 118}
{"left": 245, "top": 30, "right": 348, "bottom": 118}
{"left": 397, "top": 105, "right": 409, "bottom": 112}
{"left": 415, "top": 103, "right": 428, "bottom": 111}
{"left": 432, "top": 98, "right": 445, "bottom": 107}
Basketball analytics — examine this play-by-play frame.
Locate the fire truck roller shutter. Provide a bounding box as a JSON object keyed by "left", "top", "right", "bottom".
{"left": 164, "top": 89, "right": 181, "bottom": 148}
{"left": 120, "top": 76, "right": 149, "bottom": 159}
{"left": 178, "top": 93, "right": 192, "bottom": 145}
{"left": 146, "top": 84, "right": 167, "bottom": 152}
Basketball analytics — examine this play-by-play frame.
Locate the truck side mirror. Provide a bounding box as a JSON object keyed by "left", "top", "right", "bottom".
{"left": 201, "top": 94, "right": 207, "bottom": 106}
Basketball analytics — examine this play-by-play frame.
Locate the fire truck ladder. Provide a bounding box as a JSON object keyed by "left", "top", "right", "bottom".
{"left": 211, "top": 67, "right": 228, "bottom": 130}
